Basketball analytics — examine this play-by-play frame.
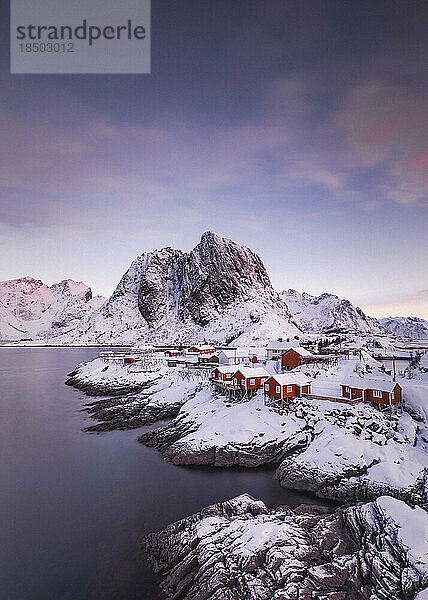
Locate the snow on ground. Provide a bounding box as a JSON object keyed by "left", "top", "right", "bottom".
{"left": 375, "top": 496, "right": 428, "bottom": 573}
{"left": 274, "top": 389, "right": 427, "bottom": 504}
{"left": 145, "top": 493, "right": 428, "bottom": 600}
{"left": 71, "top": 351, "right": 428, "bottom": 504}
{"left": 402, "top": 380, "right": 428, "bottom": 421}
{"left": 166, "top": 392, "right": 307, "bottom": 464}
{"left": 68, "top": 357, "right": 164, "bottom": 391}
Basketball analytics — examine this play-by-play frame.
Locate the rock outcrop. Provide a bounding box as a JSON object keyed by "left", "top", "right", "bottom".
{"left": 139, "top": 390, "right": 428, "bottom": 508}
{"left": 143, "top": 494, "right": 428, "bottom": 600}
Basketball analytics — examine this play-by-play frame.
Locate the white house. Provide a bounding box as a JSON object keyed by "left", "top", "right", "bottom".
{"left": 265, "top": 340, "right": 299, "bottom": 361}
{"left": 218, "top": 348, "right": 249, "bottom": 365}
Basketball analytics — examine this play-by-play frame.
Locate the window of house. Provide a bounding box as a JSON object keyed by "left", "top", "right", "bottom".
{"left": 276, "top": 385, "right": 280, "bottom": 393}
{"left": 287, "top": 385, "right": 293, "bottom": 392}
{"left": 373, "top": 390, "right": 382, "bottom": 398}
{"left": 264, "top": 384, "right": 269, "bottom": 391}
{"left": 345, "top": 386, "right": 350, "bottom": 393}
{"left": 250, "top": 379, "right": 255, "bottom": 385}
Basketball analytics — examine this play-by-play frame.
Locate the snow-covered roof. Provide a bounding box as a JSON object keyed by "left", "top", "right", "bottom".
{"left": 267, "top": 373, "right": 311, "bottom": 386}
{"left": 291, "top": 347, "right": 313, "bottom": 357}
{"left": 248, "top": 347, "right": 267, "bottom": 357}
{"left": 342, "top": 377, "right": 399, "bottom": 392}
{"left": 188, "top": 344, "right": 214, "bottom": 350}
{"left": 216, "top": 365, "right": 237, "bottom": 374}
{"left": 266, "top": 340, "right": 298, "bottom": 350}
{"left": 219, "top": 349, "right": 249, "bottom": 358}
{"left": 235, "top": 367, "right": 270, "bottom": 378}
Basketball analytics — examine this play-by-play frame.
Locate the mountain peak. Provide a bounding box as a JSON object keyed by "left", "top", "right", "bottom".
{"left": 199, "top": 230, "right": 234, "bottom": 244}
{"left": 60, "top": 233, "right": 301, "bottom": 345}
{"left": 282, "top": 288, "right": 384, "bottom": 334}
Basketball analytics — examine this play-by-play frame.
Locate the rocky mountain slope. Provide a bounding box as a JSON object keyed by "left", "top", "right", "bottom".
{"left": 379, "top": 316, "right": 428, "bottom": 339}
{"left": 0, "top": 277, "right": 105, "bottom": 341}
{"left": 143, "top": 493, "right": 428, "bottom": 600}
{"left": 59, "top": 232, "right": 302, "bottom": 345}
{"left": 282, "top": 288, "right": 385, "bottom": 335}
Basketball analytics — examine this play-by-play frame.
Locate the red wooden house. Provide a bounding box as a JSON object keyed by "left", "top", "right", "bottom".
{"left": 232, "top": 367, "right": 270, "bottom": 391}
{"left": 211, "top": 365, "right": 236, "bottom": 383}
{"left": 187, "top": 345, "right": 215, "bottom": 355}
{"left": 341, "top": 378, "right": 402, "bottom": 405}
{"left": 124, "top": 355, "right": 139, "bottom": 364}
{"left": 165, "top": 349, "right": 181, "bottom": 357}
{"left": 264, "top": 373, "right": 312, "bottom": 402}
{"left": 282, "top": 347, "right": 314, "bottom": 370}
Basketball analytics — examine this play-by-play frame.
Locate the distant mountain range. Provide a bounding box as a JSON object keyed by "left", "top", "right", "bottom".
{"left": 1, "top": 233, "right": 426, "bottom": 344}
{"left": 0, "top": 277, "right": 105, "bottom": 341}
{"left": 378, "top": 316, "right": 428, "bottom": 340}
{"left": 282, "top": 289, "right": 385, "bottom": 335}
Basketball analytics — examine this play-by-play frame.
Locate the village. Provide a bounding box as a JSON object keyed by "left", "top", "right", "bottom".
{"left": 96, "top": 336, "right": 418, "bottom": 412}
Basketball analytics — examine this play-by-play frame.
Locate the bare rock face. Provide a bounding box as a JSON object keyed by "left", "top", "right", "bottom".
{"left": 143, "top": 494, "right": 428, "bottom": 600}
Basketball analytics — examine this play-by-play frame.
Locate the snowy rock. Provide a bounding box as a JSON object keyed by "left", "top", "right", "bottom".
{"left": 140, "top": 392, "right": 309, "bottom": 467}
{"left": 65, "top": 357, "right": 163, "bottom": 396}
{"left": 83, "top": 371, "right": 203, "bottom": 431}
{"left": 139, "top": 387, "right": 427, "bottom": 506}
{"left": 143, "top": 494, "right": 428, "bottom": 600}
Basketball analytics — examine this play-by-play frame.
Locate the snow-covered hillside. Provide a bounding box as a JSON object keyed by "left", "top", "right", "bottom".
{"left": 0, "top": 277, "right": 105, "bottom": 341}
{"left": 282, "top": 288, "right": 385, "bottom": 335}
{"left": 58, "top": 232, "right": 302, "bottom": 345}
{"left": 379, "top": 316, "right": 428, "bottom": 339}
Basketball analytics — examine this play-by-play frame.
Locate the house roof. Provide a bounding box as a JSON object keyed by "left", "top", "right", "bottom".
{"left": 188, "top": 344, "right": 214, "bottom": 351}
{"left": 290, "top": 347, "right": 313, "bottom": 357}
{"left": 219, "top": 349, "right": 249, "bottom": 358}
{"left": 267, "top": 373, "right": 311, "bottom": 386}
{"left": 216, "top": 365, "right": 237, "bottom": 374}
{"left": 248, "top": 347, "right": 267, "bottom": 357}
{"left": 266, "top": 340, "right": 298, "bottom": 350}
{"left": 342, "top": 377, "right": 399, "bottom": 393}
{"left": 235, "top": 367, "right": 270, "bottom": 378}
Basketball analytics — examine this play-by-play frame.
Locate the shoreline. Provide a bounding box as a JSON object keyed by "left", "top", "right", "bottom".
{"left": 64, "top": 354, "right": 428, "bottom": 599}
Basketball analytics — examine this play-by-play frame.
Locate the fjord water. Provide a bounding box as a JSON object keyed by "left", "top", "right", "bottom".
{"left": 1, "top": 347, "right": 317, "bottom": 600}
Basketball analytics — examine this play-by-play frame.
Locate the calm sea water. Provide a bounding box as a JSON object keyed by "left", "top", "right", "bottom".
{"left": 0, "top": 347, "right": 319, "bottom": 600}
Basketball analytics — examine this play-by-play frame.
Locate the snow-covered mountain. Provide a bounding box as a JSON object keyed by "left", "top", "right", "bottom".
{"left": 378, "top": 316, "right": 428, "bottom": 339}
{"left": 59, "top": 232, "right": 302, "bottom": 345}
{"left": 0, "top": 277, "right": 105, "bottom": 341}
{"left": 282, "top": 288, "right": 385, "bottom": 335}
